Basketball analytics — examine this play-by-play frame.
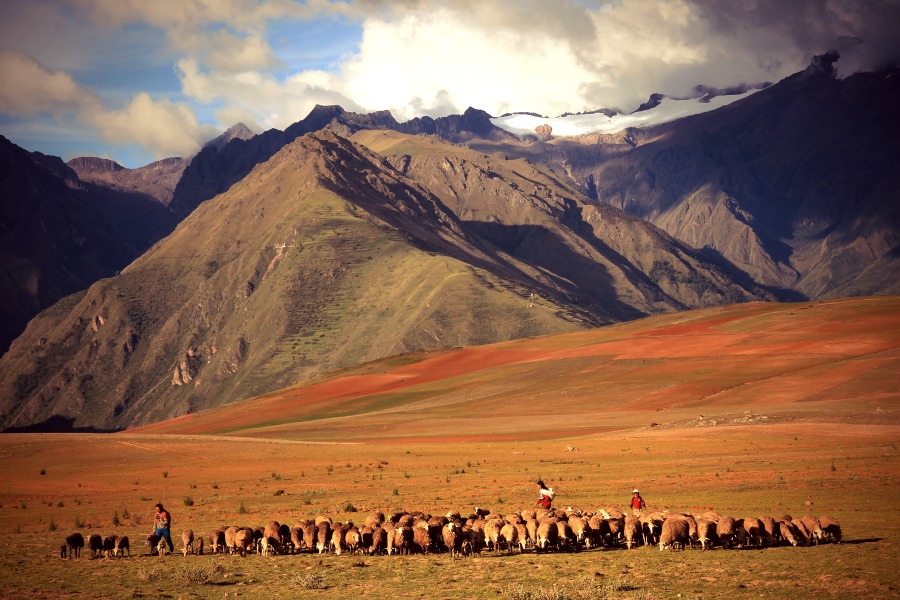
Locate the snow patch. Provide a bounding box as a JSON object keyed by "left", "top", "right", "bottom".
{"left": 492, "top": 89, "right": 761, "bottom": 138}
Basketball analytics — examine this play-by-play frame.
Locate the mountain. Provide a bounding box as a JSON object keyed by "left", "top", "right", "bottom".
{"left": 68, "top": 156, "right": 187, "bottom": 206}
{"left": 0, "top": 130, "right": 765, "bottom": 432}
{"left": 203, "top": 122, "right": 256, "bottom": 152}
{"left": 469, "top": 58, "right": 900, "bottom": 300}
{"left": 0, "top": 135, "right": 176, "bottom": 355}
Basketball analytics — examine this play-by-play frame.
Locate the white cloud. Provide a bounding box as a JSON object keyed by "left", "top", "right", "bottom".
{"left": 0, "top": 50, "right": 101, "bottom": 117}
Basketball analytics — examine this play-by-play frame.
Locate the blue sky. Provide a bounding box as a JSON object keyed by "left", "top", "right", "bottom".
{"left": 1, "top": 1, "right": 895, "bottom": 168}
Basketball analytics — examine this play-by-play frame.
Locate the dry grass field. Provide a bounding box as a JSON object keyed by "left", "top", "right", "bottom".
{"left": 1, "top": 297, "right": 898, "bottom": 598}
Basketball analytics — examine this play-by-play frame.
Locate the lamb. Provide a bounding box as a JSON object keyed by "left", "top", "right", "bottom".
{"left": 370, "top": 524, "right": 387, "bottom": 555}
{"left": 182, "top": 529, "right": 194, "bottom": 556}
{"left": 640, "top": 514, "right": 661, "bottom": 546}
{"left": 442, "top": 521, "right": 463, "bottom": 558}
{"left": 195, "top": 537, "right": 204, "bottom": 556}
{"left": 62, "top": 533, "right": 84, "bottom": 558}
{"left": 696, "top": 519, "right": 716, "bottom": 550}
{"left": 157, "top": 536, "right": 169, "bottom": 557}
{"left": 819, "top": 515, "right": 842, "bottom": 543}
{"left": 623, "top": 514, "right": 641, "bottom": 549}
{"left": 659, "top": 517, "right": 690, "bottom": 552}
{"left": 114, "top": 535, "right": 130, "bottom": 558}
{"left": 260, "top": 536, "right": 279, "bottom": 556}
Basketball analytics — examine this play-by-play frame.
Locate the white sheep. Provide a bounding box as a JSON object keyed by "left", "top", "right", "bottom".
{"left": 659, "top": 517, "right": 689, "bottom": 551}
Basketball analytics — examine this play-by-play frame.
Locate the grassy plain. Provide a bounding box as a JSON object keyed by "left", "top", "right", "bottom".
{"left": 2, "top": 297, "right": 898, "bottom": 598}
{"left": 1, "top": 423, "right": 897, "bottom": 599}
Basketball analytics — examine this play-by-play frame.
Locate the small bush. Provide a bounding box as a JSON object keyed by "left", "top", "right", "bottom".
{"left": 343, "top": 501, "right": 358, "bottom": 513}
{"left": 137, "top": 566, "right": 162, "bottom": 582}
{"left": 49, "top": 518, "right": 58, "bottom": 532}
{"left": 112, "top": 511, "right": 120, "bottom": 526}
{"left": 183, "top": 496, "right": 194, "bottom": 507}
{"left": 271, "top": 472, "right": 283, "bottom": 480}
{"left": 177, "top": 563, "right": 222, "bottom": 585}
{"left": 211, "top": 483, "right": 219, "bottom": 489}
{"left": 162, "top": 471, "right": 169, "bottom": 478}
{"left": 189, "top": 483, "right": 197, "bottom": 489}
{"left": 392, "top": 488, "right": 399, "bottom": 496}
{"left": 122, "top": 507, "right": 129, "bottom": 519}
{"left": 74, "top": 515, "right": 85, "bottom": 528}
{"left": 238, "top": 501, "right": 248, "bottom": 514}
{"left": 40, "top": 468, "right": 46, "bottom": 475}
{"left": 292, "top": 572, "right": 325, "bottom": 590}
{"left": 56, "top": 501, "right": 64, "bottom": 508}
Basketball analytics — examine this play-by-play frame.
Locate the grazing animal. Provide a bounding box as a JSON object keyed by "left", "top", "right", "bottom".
{"left": 157, "top": 537, "right": 168, "bottom": 557}
{"left": 62, "top": 533, "right": 84, "bottom": 559}
{"left": 624, "top": 514, "right": 641, "bottom": 549}
{"left": 210, "top": 529, "right": 226, "bottom": 554}
{"left": 659, "top": 517, "right": 690, "bottom": 552}
{"left": 114, "top": 535, "right": 130, "bottom": 557}
{"left": 144, "top": 534, "right": 160, "bottom": 556}
{"left": 442, "top": 522, "right": 463, "bottom": 558}
{"left": 182, "top": 530, "right": 194, "bottom": 556}
{"left": 102, "top": 535, "right": 117, "bottom": 559}
{"left": 819, "top": 515, "right": 842, "bottom": 543}
{"left": 697, "top": 519, "right": 716, "bottom": 550}
{"left": 717, "top": 516, "right": 737, "bottom": 549}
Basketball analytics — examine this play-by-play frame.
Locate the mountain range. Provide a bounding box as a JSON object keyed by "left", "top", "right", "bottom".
{"left": 0, "top": 55, "right": 896, "bottom": 431}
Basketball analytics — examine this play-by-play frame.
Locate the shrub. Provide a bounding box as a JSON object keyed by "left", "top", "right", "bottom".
{"left": 162, "top": 471, "right": 169, "bottom": 478}
{"left": 292, "top": 572, "right": 325, "bottom": 590}
{"left": 211, "top": 483, "right": 219, "bottom": 489}
{"left": 56, "top": 501, "right": 64, "bottom": 508}
{"left": 271, "top": 472, "right": 283, "bottom": 480}
{"left": 40, "top": 468, "right": 46, "bottom": 475}
{"left": 183, "top": 496, "right": 194, "bottom": 507}
{"left": 49, "top": 518, "right": 58, "bottom": 532}
{"left": 112, "top": 511, "right": 120, "bottom": 526}
{"left": 238, "top": 501, "right": 248, "bottom": 514}
{"left": 343, "top": 501, "right": 358, "bottom": 513}
{"left": 74, "top": 515, "right": 85, "bottom": 528}
{"left": 177, "top": 564, "right": 222, "bottom": 584}
{"left": 138, "top": 566, "right": 162, "bottom": 582}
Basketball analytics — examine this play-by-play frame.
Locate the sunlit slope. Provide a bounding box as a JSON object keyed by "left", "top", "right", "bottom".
{"left": 133, "top": 296, "right": 900, "bottom": 440}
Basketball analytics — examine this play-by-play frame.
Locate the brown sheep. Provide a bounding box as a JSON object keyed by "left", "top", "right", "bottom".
{"left": 624, "top": 514, "right": 641, "bottom": 549}
{"left": 224, "top": 526, "right": 239, "bottom": 554}
{"left": 717, "top": 516, "right": 737, "bottom": 549}
{"left": 659, "top": 517, "right": 689, "bottom": 552}
{"left": 412, "top": 521, "right": 432, "bottom": 554}
{"left": 555, "top": 520, "right": 574, "bottom": 551}
{"left": 778, "top": 520, "right": 800, "bottom": 546}
{"left": 345, "top": 526, "right": 361, "bottom": 555}
{"left": 234, "top": 528, "right": 253, "bottom": 557}
{"left": 792, "top": 519, "right": 812, "bottom": 546}
{"left": 697, "top": 518, "right": 716, "bottom": 550}
{"left": 210, "top": 529, "right": 226, "bottom": 554}
{"left": 759, "top": 516, "right": 777, "bottom": 547}
{"left": 156, "top": 537, "right": 168, "bottom": 557}
{"left": 182, "top": 530, "right": 194, "bottom": 556}
{"left": 799, "top": 516, "right": 824, "bottom": 545}
{"left": 819, "top": 515, "right": 842, "bottom": 543}
{"left": 316, "top": 521, "right": 332, "bottom": 554}
{"left": 525, "top": 518, "right": 539, "bottom": 550}
{"left": 370, "top": 525, "right": 387, "bottom": 555}
{"left": 301, "top": 521, "right": 318, "bottom": 553}
{"left": 443, "top": 521, "right": 463, "bottom": 558}
{"left": 143, "top": 534, "right": 159, "bottom": 557}
{"left": 743, "top": 518, "right": 762, "bottom": 547}
{"left": 483, "top": 519, "right": 502, "bottom": 552}
{"left": 289, "top": 526, "right": 303, "bottom": 554}
{"left": 568, "top": 516, "right": 590, "bottom": 549}
{"left": 114, "top": 535, "right": 130, "bottom": 558}
{"left": 62, "top": 533, "right": 84, "bottom": 559}
{"left": 195, "top": 537, "right": 204, "bottom": 556}
{"left": 639, "top": 514, "right": 662, "bottom": 546}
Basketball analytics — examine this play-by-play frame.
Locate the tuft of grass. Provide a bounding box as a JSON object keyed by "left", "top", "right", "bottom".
{"left": 292, "top": 572, "right": 325, "bottom": 590}
{"left": 177, "top": 563, "right": 222, "bottom": 585}
{"left": 74, "top": 515, "right": 85, "bottom": 528}
{"left": 162, "top": 471, "right": 168, "bottom": 478}
{"left": 39, "top": 468, "right": 46, "bottom": 475}
{"left": 137, "top": 566, "right": 162, "bottom": 582}
{"left": 183, "top": 496, "right": 194, "bottom": 507}
{"left": 189, "top": 482, "right": 197, "bottom": 489}
{"left": 271, "top": 471, "right": 283, "bottom": 480}
{"left": 211, "top": 483, "right": 219, "bottom": 489}
{"left": 237, "top": 501, "right": 248, "bottom": 514}
{"left": 343, "top": 501, "right": 357, "bottom": 513}
{"left": 112, "top": 510, "right": 120, "bottom": 526}
{"left": 48, "top": 518, "right": 58, "bottom": 532}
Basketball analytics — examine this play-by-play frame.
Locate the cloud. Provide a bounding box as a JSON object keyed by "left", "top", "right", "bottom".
{"left": 0, "top": 50, "right": 101, "bottom": 117}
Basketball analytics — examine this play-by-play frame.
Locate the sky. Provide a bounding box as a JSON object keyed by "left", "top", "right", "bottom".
{"left": 1, "top": 0, "right": 898, "bottom": 167}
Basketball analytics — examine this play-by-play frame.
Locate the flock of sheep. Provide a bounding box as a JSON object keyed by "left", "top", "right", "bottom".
{"left": 60, "top": 506, "right": 842, "bottom": 558}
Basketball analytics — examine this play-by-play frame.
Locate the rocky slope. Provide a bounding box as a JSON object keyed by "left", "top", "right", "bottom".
{"left": 0, "top": 130, "right": 767, "bottom": 431}
{"left": 68, "top": 155, "right": 187, "bottom": 206}
{"left": 0, "top": 136, "right": 175, "bottom": 355}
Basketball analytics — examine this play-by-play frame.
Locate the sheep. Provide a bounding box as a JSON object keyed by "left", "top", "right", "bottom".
{"left": 301, "top": 521, "right": 318, "bottom": 553}
{"left": 464, "top": 525, "right": 485, "bottom": 556}
{"left": 743, "top": 518, "right": 762, "bottom": 547}
{"left": 278, "top": 523, "right": 291, "bottom": 550}
{"left": 778, "top": 520, "right": 800, "bottom": 547}
{"left": 102, "top": 535, "right": 118, "bottom": 559}
{"left": 114, "top": 535, "right": 130, "bottom": 558}
{"left": 412, "top": 520, "right": 432, "bottom": 554}
{"left": 568, "top": 516, "right": 590, "bottom": 549}
{"left": 260, "top": 536, "right": 279, "bottom": 556}
{"left": 696, "top": 519, "right": 716, "bottom": 550}
{"left": 443, "top": 521, "right": 463, "bottom": 558}
{"left": 195, "top": 537, "right": 204, "bottom": 556}
{"left": 263, "top": 521, "right": 281, "bottom": 545}
{"left": 62, "top": 533, "right": 84, "bottom": 558}
{"left": 289, "top": 527, "right": 303, "bottom": 555}
{"left": 535, "top": 519, "right": 559, "bottom": 552}
{"left": 86, "top": 534, "right": 102, "bottom": 558}
{"left": 606, "top": 513, "right": 624, "bottom": 545}
{"left": 366, "top": 512, "right": 386, "bottom": 528}
{"left": 734, "top": 518, "right": 746, "bottom": 548}
{"left": 157, "top": 536, "right": 169, "bottom": 557}
{"left": 210, "top": 529, "right": 226, "bottom": 554}
{"left": 224, "top": 526, "right": 239, "bottom": 554}
{"left": 499, "top": 522, "right": 519, "bottom": 555}
{"left": 315, "top": 515, "right": 333, "bottom": 527}
{"left": 623, "top": 514, "right": 641, "bottom": 549}
{"left": 143, "top": 534, "right": 159, "bottom": 557}
{"left": 819, "top": 515, "right": 842, "bottom": 543}
{"left": 182, "top": 530, "right": 194, "bottom": 556}
{"left": 792, "top": 518, "right": 812, "bottom": 546}
{"left": 234, "top": 528, "right": 253, "bottom": 557}
{"left": 316, "top": 521, "right": 332, "bottom": 554}
{"left": 483, "top": 519, "right": 502, "bottom": 553}
{"left": 639, "top": 514, "right": 662, "bottom": 546}
{"left": 394, "top": 525, "right": 413, "bottom": 555}
{"left": 717, "top": 516, "right": 737, "bottom": 549}
{"left": 799, "top": 516, "right": 824, "bottom": 545}
{"left": 370, "top": 525, "right": 387, "bottom": 556}
{"left": 345, "top": 526, "right": 361, "bottom": 555}
{"left": 759, "top": 516, "right": 777, "bottom": 547}
{"left": 555, "top": 520, "right": 575, "bottom": 551}
{"left": 659, "top": 517, "right": 690, "bottom": 552}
